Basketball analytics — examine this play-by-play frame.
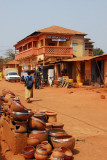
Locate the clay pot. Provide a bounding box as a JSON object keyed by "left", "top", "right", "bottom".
{"left": 52, "top": 122, "right": 64, "bottom": 129}
{"left": 27, "top": 136, "right": 40, "bottom": 147}
{"left": 8, "top": 97, "right": 21, "bottom": 106}
{"left": 29, "top": 130, "right": 48, "bottom": 143}
{"left": 11, "top": 101, "right": 28, "bottom": 112}
{"left": 52, "top": 135, "right": 75, "bottom": 151}
{"left": 61, "top": 147, "right": 73, "bottom": 160}
{"left": 34, "top": 145, "right": 48, "bottom": 160}
{"left": 10, "top": 111, "right": 31, "bottom": 121}
{"left": 46, "top": 111, "right": 57, "bottom": 123}
{"left": 34, "top": 112, "right": 47, "bottom": 122}
{"left": 3, "top": 103, "right": 9, "bottom": 112}
{"left": 40, "top": 141, "right": 52, "bottom": 154}
{"left": 28, "top": 117, "right": 46, "bottom": 130}
{"left": 48, "top": 129, "right": 67, "bottom": 143}
{"left": 50, "top": 148, "right": 64, "bottom": 160}
{"left": 4, "top": 94, "right": 15, "bottom": 103}
{"left": 22, "top": 146, "right": 35, "bottom": 159}
{"left": 2, "top": 89, "right": 15, "bottom": 96}
{"left": 46, "top": 123, "right": 52, "bottom": 131}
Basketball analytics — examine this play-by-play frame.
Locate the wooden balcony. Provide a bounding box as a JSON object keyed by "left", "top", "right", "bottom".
{"left": 15, "top": 46, "right": 73, "bottom": 60}
{"left": 15, "top": 48, "right": 38, "bottom": 60}
{"left": 38, "top": 46, "right": 73, "bottom": 57}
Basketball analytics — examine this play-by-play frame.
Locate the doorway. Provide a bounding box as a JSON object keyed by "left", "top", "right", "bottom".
{"left": 91, "top": 60, "right": 104, "bottom": 84}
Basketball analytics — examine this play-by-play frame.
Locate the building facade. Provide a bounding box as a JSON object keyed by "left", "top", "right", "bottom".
{"left": 14, "top": 26, "right": 93, "bottom": 71}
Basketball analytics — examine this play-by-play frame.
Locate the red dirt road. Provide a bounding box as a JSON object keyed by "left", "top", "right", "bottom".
{"left": 0, "top": 80, "right": 107, "bottom": 160}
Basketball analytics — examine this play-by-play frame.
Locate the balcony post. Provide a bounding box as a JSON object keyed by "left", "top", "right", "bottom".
{"left": 43, "top": 39, "right": 45, "bottom": 46}
{"left": 57, "top": 41, "right": 59, "bottom": 46}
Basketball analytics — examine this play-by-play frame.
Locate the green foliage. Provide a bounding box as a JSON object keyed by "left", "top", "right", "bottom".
{"left": 93, "top": 48, "right": 104, "bottom": 56}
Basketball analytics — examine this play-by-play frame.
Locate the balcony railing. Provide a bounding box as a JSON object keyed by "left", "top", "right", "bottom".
{"left": 15, "top": 48, "right": 38, "bottom": 60}
{"left": 15, "top": 46, "right": 73, "bottom": 60}
{"left": 38, "top": 46, "right": 73, "bottom": 56}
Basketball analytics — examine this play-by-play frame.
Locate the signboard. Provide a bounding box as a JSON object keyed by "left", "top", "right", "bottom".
{"left": 52, "top": 38, "right": 66, "bottom": 41}
{"left": 47, "top": 36, "right": 70, "bottom": 40}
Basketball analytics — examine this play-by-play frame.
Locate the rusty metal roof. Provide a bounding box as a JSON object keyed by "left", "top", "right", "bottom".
{"left": 63, "top": 54, "right": 107, "bottom": 62}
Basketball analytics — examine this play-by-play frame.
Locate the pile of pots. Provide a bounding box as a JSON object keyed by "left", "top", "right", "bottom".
{"left": 0, "top": 89, "right": 75, "bottom": 160}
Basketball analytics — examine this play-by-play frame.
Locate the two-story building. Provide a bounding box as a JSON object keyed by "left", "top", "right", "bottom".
{"left": 14, "top": 25, "right": 94, "bottom": 78}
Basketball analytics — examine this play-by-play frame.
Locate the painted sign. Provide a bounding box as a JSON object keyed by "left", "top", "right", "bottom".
{"left": 52, "top": 38, "right": 66, "bottom": 41}
{"left": 47, "top": 36, "right": 70, "bottom": 40}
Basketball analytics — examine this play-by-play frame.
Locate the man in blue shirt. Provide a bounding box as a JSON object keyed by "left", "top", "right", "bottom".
{"left": 25, "top": 71, "right": 34, "bottom": 103}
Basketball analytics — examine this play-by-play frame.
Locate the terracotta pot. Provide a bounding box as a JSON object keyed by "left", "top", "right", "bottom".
{"left": 48, "top": 129, "right": 67, "bottom": 143}
{"left": 8, "top": 97, "right": 21, "bottom": 106}
{"left": 10, "top": 111, "right": 31, "bottom": 121}
{"left": 28, "top": 117, "right": 46, "bottom": 130}
{"left": 52, "top": 122, "right": 64, "bottom": 129}
{"left": 34, "top": 145, "right": 48, "bottom": 160}
{"left": 22, "top": 145, "right": 35, "bottom": 159}
{"left": 50, "top": 148, "right": 64, "bottom": 160}
{"left": 40, "top": 141, "right": 52, "bottom": 154}
{"left": 4, "top": 94, "right": 15, "bottom": 103}
{"left": 29, "top": 130, "right": 48, "bottom": 143}
{"left": 27, "top": 137, "right": 40, "bottom": 147}
{"left": 46, "top": 111, "right": 57, "bottom": 123}
{"left": 34, "top": 112, "right": 47, "bottom": 122}
{"left": 11, "top": 101, "right": 28, "bottom": 112}
{"left": 3, "top": 103, "right": 9, "bottom": 112}
{"left": 46, "top": 123, "right": 52, "bottom": 130}
{"left": 52, "top": 135, "right": 75, "bottom": 151}
{"left": 61, "top": 147, "right": 73, "bottom": 160}
{"left": 2, "top": 89, "right": 15, "bottom": 96}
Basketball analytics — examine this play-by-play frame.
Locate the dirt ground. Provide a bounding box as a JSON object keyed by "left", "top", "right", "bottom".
{"left": 0, "top": 80, "right": 107, "bottom": 160}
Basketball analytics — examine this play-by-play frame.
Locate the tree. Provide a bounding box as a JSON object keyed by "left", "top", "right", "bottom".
{"left": 5, "top": 49, "right": 15, "bottom": 60}
{"left": 0, "top": 56, "right": 3, "bottom": 67}
{"left": 93, "top": 48, "right": 104, "bottom": 56}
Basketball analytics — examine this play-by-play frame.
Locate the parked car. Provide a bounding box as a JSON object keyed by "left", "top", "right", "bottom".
{"left": 4, "top": 72, "right": 20, "bottom": 82}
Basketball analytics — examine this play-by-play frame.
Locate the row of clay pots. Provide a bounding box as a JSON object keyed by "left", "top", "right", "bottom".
{"left": 23, "top": 141, "right": 52, "bottom": 159}
{"left": 28, "top": 128, "right": 75, "bottom": 151}
{"left": 34, "top": 111, "right": 57, "bottom": 123}
{"left": 22, "top": 145, "right": 73, "bottom": 160}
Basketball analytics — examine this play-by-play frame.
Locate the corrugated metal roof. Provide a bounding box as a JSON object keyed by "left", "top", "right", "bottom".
{"left": 63, "top": 54, "right": 107, "bottom": 62}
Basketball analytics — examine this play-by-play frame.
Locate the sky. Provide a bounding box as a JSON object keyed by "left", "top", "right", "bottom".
{"left": 0, "top": 0, "right": 107, "bottom": 57}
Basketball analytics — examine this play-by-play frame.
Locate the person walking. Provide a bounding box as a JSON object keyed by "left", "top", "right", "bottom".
{"left": 25, "top": 71, "right": 34, "bottom": 103}
{"left": 34, "top": 68, "right": 41, "bottom": 89}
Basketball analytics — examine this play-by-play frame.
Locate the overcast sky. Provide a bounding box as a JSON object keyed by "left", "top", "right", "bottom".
{"left": 0, "top": 0, "right": 107, "bottom": 57}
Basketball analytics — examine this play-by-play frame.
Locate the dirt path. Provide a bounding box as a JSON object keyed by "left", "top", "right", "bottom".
{"left": 0, "top": 80, "right": 107, "bottom": 160}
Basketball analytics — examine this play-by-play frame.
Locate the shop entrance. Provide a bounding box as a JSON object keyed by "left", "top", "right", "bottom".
{"left": 91, "top": 60, "right": 104, "bottom": 84}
